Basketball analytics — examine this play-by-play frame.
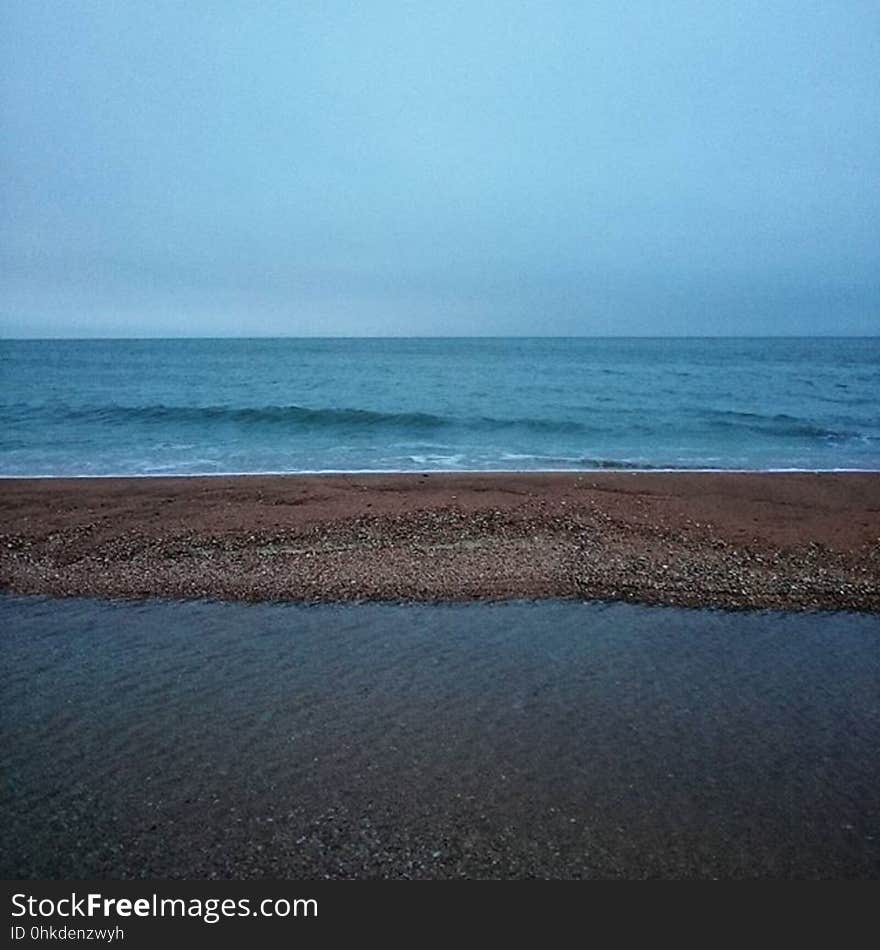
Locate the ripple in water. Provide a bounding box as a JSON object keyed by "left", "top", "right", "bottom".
{"left": 2, "top": 596, "right": 879, "bottom": 878}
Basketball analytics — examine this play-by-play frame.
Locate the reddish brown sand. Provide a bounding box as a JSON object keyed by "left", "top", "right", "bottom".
{"left": 1, "top": 472, "right": 878, "bottom": 611}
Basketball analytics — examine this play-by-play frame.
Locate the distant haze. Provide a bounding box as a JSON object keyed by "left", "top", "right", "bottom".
{"left": 2, "top": 1, "right": 878, "bottom": 338}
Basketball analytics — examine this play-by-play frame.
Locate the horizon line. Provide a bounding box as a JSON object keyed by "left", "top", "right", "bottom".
{"left": 3, "top": 333, "right": 879, "bottom": 342}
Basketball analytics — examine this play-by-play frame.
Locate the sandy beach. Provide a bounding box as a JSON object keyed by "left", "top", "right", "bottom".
{"left": 1, "top": 472, "right": 878, "bottom": 611}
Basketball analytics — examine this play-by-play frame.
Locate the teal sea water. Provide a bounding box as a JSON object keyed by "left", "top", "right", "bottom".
{"left": 1, "top": 337, "right": 878, "bottom": 475}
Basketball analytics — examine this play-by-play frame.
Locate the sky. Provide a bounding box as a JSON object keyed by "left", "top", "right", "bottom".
{"left": 1, "top": 0, "right": 878, "bottom": 338}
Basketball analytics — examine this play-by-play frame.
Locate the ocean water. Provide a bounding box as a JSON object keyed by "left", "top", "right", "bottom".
{"left": 1, "top": 337, "right": 878, "bottom": 475}
{"left": 2, "top": 595, "right": 878, "bottom": 878}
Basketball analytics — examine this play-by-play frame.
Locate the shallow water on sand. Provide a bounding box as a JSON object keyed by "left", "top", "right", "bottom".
{"left": 2, "top": 596, "right": 878, "bottom": 878}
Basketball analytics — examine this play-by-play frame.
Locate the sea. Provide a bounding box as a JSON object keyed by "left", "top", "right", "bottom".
{"left": 2, "top": 336, "right": 878, "bottom": 475}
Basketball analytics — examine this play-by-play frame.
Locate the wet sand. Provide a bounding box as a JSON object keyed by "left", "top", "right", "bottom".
{"left": 3, "top": 597, "right": 879, "bottom": 879}
{"left": 1, "top": 472, "right": 878, "bottom": 610}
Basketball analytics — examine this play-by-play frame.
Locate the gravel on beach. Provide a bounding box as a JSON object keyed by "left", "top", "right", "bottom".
{"left": 1, "top": 471, "right": 878, "bottom": 611}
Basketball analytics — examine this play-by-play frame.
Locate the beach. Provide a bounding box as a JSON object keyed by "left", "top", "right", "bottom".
{"left": 4, "top": 470, "right": 880, "bottom": 880}
{"left": 5, "top": 0, "right": 879, "bottom": 890}
{"left": 2, "top": 471, "right": 878, "bottom": 611}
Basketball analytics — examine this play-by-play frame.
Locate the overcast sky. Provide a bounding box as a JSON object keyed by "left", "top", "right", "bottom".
{"left": 2, "top": 1, "right": 878, "bottom": 337}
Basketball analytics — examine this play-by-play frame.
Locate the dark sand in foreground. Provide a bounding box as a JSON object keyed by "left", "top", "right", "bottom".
{"left": 3, "top": 597, "right": 879, "bottom": 879}
{"left": 1, "top": 472, "right": 878, "bottom": 610}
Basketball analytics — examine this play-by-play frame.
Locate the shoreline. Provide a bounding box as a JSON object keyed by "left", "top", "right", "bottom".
{"left": 3, "top": 466, "right": 879, "bottom": 478}
{"left": 2, "top": 471, "right": 878, "bottom": 612}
